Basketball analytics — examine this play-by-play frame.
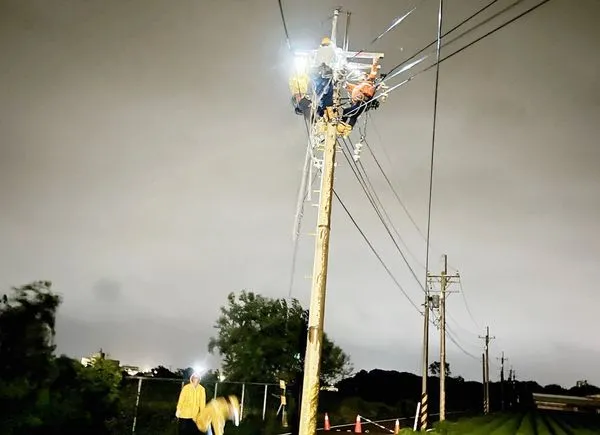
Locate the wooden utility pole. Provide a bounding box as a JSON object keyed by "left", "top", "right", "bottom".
{"left": 296, "top": 9, "right": 384, "bottom": 435}
{"left": 428, "top": 254, "right": 459, "bottom": 422}
{"left": 297, "top": 11, "right": 341, "bottom": 435}
{"left": 479, "top": 326, "right": 495, "bottom": 414}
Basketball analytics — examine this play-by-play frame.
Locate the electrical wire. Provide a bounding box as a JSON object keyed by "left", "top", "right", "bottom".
{"left": 332, "top": 140, "right": 444, "bottom": 326}
{"left": 362, "top": 137, "right": 427, "bottom": 269}
{"left": 332, "top": 189, "right": 422, "bottom": 314}
{"left": 276, "top": 0, "right": 292, "bottom": 51}
{"left": 446, "top": 324, "right": 480, "bottom": 361}
{"left": 366, "top": 115, "right": 439, "bottom": 256}
{"left": 385, "top": 0, "right": 527, "bottom": 83}
{"left": 446, "top": 311, "right": 479, "bottom": 339}
{"left": 385, "top": 0, "right": 502, "bottom": 78}
{"left": 377, "top": 0, "right": 553, "bottom": 102}
{"left": 423, "top": 0, "right": 444, "bottom": 287}
{"left": 339, "top": 137, "right": 426, "bottom": 293}
{"left": 371, "top": 5, "right": 419, "bottom": 44}
{"left": 458, "top": 279, "right": 481, "bottom": 330}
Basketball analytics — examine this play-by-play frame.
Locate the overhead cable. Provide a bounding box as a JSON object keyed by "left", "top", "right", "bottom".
{"left": 339, "top": 137, "right": 426, "bottom": 293}
{"left": 381, "top": 0, "right": 553, "bottom": 100}
{"left": 332, "top": 189, "right": 422, "bottom": 314}
{"left": 276, "top": 0, "right": 292, "bottom": 50}
{"left": 385, "top": 0, "right": 502, "bottom": 78}
{"left": 423, "top": 0, "right": 444, "bottom": 290}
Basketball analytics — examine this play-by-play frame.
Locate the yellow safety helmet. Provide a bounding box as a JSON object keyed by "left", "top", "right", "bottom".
{"left": 321, "top": 37, "right": 332, "bottom": 46}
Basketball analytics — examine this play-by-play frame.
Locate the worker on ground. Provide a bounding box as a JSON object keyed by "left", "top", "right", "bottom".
{"left": 194, "top": 395, "right": 240, "bottom": 435}
{"left": 176, "top": 372, "right": 207, "bottom": 434}
{"left": 337, "top": 57, "right": 381, "bottom": 137}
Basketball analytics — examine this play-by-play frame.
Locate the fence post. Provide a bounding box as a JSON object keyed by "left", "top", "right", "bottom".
{"left": 240, "top": 383, "right": 246, "bottom": 420}
{"left": 214, "top": 382, "right": 218, "bottom": 399}
{"left": 132, "top": 378, "right": 143, "bottom": 434}
{"left": 262, "top": 384, "right": 268, "bottom": 420}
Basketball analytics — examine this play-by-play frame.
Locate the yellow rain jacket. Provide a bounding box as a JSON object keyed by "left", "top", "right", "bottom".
{"left": 195, "top": 395, "right": 240, "bottom": 435}
{"left": 289, "top": 73, "right": 309, "bottom": 97}
{"left": 176, "top": 378, "right": 206, "bottom": 420}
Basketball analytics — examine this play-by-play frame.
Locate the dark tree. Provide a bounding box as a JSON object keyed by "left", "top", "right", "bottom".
{"left": 428, "top": 361, "right": 451, "bottom": 377}
{"left": 208, "top": 291, "right": 352, "bottom": 384}
{"left": 0, "top": 281, "right": 123, "bottom": 434}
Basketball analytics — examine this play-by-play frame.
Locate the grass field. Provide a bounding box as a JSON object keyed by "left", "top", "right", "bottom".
{"left": 425, "top": 411, "right": 600, "bottom": 434}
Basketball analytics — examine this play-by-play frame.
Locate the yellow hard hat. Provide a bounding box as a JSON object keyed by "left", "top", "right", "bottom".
{"left": 321, "top": 37, "right": 332, "bottom": 46}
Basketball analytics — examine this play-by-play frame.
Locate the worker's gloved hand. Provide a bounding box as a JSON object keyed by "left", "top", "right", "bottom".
{"left": 336, "top": 122, "right": 352, "bottom": 137}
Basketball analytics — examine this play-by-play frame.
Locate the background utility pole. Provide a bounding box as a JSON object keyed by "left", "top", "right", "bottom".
{"left": 297, "top": 9, "right": 384, "bottom": 435}
{"left": 481, "top": 353, "right": 486, "bottom": 414}
{"left": 498, "top": 352, "right": 508, "bottom": 411}
{"left": 479, "top": 326, "right": 495, "bottom": 414}
{"left": 420, "top": 292, "right": 431, "bottom": 431}
{"left": 428, "top": 254, "right": 459, "bottom": 421}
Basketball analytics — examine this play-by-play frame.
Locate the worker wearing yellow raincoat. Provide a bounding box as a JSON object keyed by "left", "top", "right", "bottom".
{"left": 176, "top": 373, "right": 206, "bottom": 434}
{"left": 194, "top": 395, "right": 240, "bottom": 435}
{"left": 289, "top": 72, "right": 311, "bottom": 118}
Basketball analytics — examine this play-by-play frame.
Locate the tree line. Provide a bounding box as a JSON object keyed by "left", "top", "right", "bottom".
{"left": 1, "top": 281, "right": 598, "bottom": 434}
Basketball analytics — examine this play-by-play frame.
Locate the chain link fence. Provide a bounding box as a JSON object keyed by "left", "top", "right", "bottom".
{"left": 120, "top": 377, "right": 281, "bottom": 435}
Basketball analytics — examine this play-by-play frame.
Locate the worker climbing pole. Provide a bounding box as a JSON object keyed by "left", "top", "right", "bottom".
{"left": 287, "top": 8, "right": 386, "bottom": 435}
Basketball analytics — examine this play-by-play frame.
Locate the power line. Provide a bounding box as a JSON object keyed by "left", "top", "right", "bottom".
{"left": 423, "top": 0, "right": 444, "bottom": 281}
{"left": 362, "top": 136, "right": 427, "bottom": 269}
{"left": 385, "top": 0, "right": 502, "bottom": 77}
{"left": 332, "top": 189, "right": 422, "bottom": 314}
{"left": 364, "top": 135, "right": 427, "bottom": 245}
{"left": 276, "top": 0, "right": 292, "bottom": 50}
{"left": 458, "top": 279, "right": 481, "bottom": 330}
{"left": 446, "top": 323, "right": 480, "bottom": 361}
{"left": 338, "top": 137, "right": 426, "bottom": 293}
{"left": 381, "top": 0, "right": 553, "bottom": 100}
{"left": 335, "top": 142, "right": 443, "bottom": 328}
{"left": 371, "top": 5, "right": 419, "bottom": 44}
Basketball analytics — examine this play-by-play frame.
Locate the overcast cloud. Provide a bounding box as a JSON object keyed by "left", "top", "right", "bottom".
{"left": 1, "top": 0, "right": 598, "bottom": 387}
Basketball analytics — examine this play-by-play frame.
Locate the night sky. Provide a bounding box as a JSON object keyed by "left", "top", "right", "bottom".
{"left": 1, "top": 0, "right": 598, "bottom": 387}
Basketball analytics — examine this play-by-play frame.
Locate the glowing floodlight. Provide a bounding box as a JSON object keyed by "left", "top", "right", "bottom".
{"left": 293, "top": 54, "right": 309, "bottom": 73}
{"left": 192, "top": 364, "right": 206, "bottom": 377}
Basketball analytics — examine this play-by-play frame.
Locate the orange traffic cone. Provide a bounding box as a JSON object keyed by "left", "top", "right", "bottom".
{"left": 324, "top": 413, "right": 331, "bottom": 430}
{"left": 354, "top": 414, "right": 362, "bottom": 433}
{"left": 394, "top": 419, "right": 400, "bottom": 434}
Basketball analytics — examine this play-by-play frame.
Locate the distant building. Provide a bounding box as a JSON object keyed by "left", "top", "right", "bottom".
{"left": 533, "top": 393, "right": 600, "bottom": 414}
{"left": 80, "top": 349, "right": 120, "bottom": 367}
{"left": 122, "top": 365, "right": 141, "bottom": 376}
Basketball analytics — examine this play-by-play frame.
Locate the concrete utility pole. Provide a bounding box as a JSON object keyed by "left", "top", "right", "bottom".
{"left": 481, "top": 353, "right": 486, "bottom": 413}
{"left": 420, "top": 291, "right": 431, "bottom": 431}
{"left": 427, "top": 254, "right": 459, "bottom": 422}
{"left": 296, "top": 9, "right": 384, "bottom": 435}
{"left": 498, "top": 352, "right": 508, "bottom": 411}
{"left": 479, "top": 326, "right": 495, "bottom": 414}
